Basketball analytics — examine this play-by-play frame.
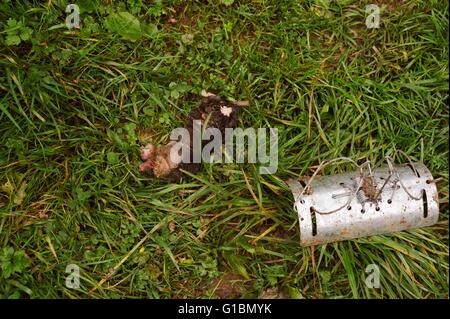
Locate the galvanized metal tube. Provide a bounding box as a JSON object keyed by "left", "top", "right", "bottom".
{"left": 287, "top": 162, "right": 439, "bottom": 247}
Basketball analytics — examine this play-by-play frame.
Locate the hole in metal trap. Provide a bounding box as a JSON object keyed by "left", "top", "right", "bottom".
{"left": 422, "top": 189, "right": 428, "bottom": 218}
{"left": 407, "top": 163, "right": 420, "bottom": 178}
{"left": 310, "top": 207, "right": 317, "bottom": 236}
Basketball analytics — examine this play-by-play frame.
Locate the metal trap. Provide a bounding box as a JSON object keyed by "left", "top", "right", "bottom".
{"left": 287, "top": 155, "right": 439, "bottom": 247}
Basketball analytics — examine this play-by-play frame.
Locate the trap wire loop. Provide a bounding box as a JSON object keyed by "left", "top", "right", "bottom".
{"left": 287, "top": 159, "right": 439, "bottom": 247}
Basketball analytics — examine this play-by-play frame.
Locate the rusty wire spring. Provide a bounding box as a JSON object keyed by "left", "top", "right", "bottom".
{"left": 356, "top": 188, "right": 367, "bottom": 204}
{"left": 386, "top": 151, "right": 423, "bottom": 201}
{"left": 298, "top": 152, "right": 424, "bottom": 216}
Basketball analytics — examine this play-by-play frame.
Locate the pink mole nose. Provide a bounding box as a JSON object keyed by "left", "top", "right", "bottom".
{"left": 139, "top": 160, "right": 154, "bottom": 172}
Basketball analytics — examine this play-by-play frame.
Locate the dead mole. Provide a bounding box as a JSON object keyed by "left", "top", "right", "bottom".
{"left": 139, "top": 91, "right": 248, "bottom": 182}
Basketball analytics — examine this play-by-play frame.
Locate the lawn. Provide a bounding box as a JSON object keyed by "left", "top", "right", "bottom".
{"left": 0, "top": 0, "right": 448, "bottom": 298}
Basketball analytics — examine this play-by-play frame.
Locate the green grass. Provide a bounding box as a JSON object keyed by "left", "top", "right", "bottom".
{"left": 0, "top": 0, "right": 448, "bottom": 299}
